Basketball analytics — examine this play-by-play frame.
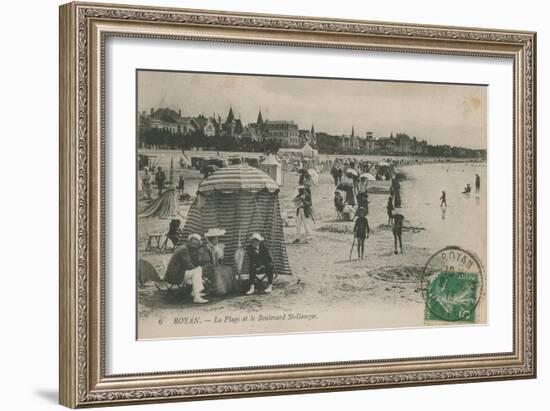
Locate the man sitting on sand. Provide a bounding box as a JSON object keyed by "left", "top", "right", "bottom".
{"left": 163, "top": 233, "right": 210, "bottom": 304}
{"left": 245, "top": 233, "right": 274, "bottom": 295}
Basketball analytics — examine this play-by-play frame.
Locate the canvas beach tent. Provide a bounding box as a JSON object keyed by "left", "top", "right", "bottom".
{"left": 140, "top": 158, "right": 180, "bottom": 218}
{"left": 260, "top": 154, "right": 282, "bottom": 186}
{"left": 139, "top": 187, "right": 179, "bottom": 218}
{"left": 301, "top": 143, "right": 318, "bottom": 159}
{"left": 182, "top": 165, "right": 292, "bottom": 279}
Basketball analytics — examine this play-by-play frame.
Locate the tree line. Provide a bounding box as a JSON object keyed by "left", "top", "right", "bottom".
{"left": 138, "top": 127, "right": 281, "bottom": 153}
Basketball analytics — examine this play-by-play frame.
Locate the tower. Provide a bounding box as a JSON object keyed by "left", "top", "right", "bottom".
{"left": 226, "top": 106, "right": 235, "bottom": 123}
{"left": 257, "top": 108, "right": 264, "bottom": 125}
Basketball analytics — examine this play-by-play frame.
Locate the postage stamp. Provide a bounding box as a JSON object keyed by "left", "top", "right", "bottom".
{"left": 421, "top": 246, "right": 485, "bottom": 323}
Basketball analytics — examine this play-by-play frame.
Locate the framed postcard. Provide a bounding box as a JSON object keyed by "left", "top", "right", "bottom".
{"left": 59, "top": 2, "right": 537, "bottom": 408}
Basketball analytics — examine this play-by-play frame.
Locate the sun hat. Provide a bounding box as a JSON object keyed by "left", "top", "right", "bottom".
{"left": 188, "top": 233, "right": 202, "bottom": 242}
{"left": 205, "top": 228, "right": 226, "bottom": 237}
{"left": 249, "top": 233, "right": 264, "bottom": 242}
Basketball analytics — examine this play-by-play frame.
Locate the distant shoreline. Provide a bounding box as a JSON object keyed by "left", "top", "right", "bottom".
{"left": 138, "top": 147, "right": 486, "bottom": 165}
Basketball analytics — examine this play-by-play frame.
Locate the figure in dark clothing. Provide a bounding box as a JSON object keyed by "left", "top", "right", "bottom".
{"left": 155, "top": 166, "right": 166, "bottom": 196}
{"left": 245, "top": 233, "right": 274, "bottom": 295}
{"left": 387, "top": 195, "right": 394, "bottom": 225}
{"left": 356, "top": 190, "right": 369, "bottom": 215}
{"left": 177, "top": 175, "right": 185, "bottom": 195}
{"left": 354, "top": 208, "right": 370, "bottom": 259}
{"left": 298, "top": 170, "right": 313, "bottom": 199}
{"left": 392, "top": 213, "right": 404, "bottom": 255}
{"left": 166, "top": 218, "right": 184, "bottom": 248}
{"left": 334, "top": 191, "right": 345, "bottom": 219}
{"left": 336, "top": 167, "right": 343, "bottom": 185}
{"left": 390, "top": 178, "right": 402, "bottom": 207}
{"left": 475, "top": 174, "right": 481, "bottom": 193}
{"left": 344, "top": 185, "right": 355, "bottom": 206}
{"left": 440, "top": 190, "right": 447, "bottom": 207}
{"left": 330, "top": 165, "right": 339, "bottom": 186}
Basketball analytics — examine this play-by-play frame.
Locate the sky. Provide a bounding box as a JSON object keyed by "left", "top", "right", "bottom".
{"left": 137, "top": 70, "right": 487, "bottom": 149}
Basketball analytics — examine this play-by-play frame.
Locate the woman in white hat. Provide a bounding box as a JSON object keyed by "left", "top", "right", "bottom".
{"left": 204, "top": 228, "right": 226, "bottom": 265}
{"left": 293, "top": 186, "right": 312, "bottom": 243}
{"left": 245, "top": 233, "right": 274, "bottom": 295}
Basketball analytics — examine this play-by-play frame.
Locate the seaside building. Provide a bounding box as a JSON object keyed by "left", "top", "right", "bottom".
{"left": 139, "top": 108, "right": 199, "bottom": 135}
{"left": 139, "top": 107, "right": 224, "bottom": 137}
{"left": 339, "top": 126, "right": 361, "bottom": 151}
{"left": 220, "top": 106, "right": 244, "bottom": 138}
{"left": 264, "top": 120, "right": 300, "bottom": 147}
{"left": 241, "top": 124, "right": 263, "bottom": 142}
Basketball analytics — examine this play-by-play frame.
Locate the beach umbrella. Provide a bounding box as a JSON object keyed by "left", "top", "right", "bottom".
{"left": 378, "top": 161, "right": 390, "bottom": 167}
{"left": 308, "top": 168, "right": 319, "bottom": 185}
{"left": 360, "top": 173, "right": 376, "bottom": 181}
{"left": 345, "top": 168, "right": 359, "bottom": 177}
{"left": 198, "top": 165, "right": 279, "bottom": 194}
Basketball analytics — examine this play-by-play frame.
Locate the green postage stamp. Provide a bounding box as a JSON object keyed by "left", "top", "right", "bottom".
{"left": 422, "top": 246, "right": 485, "bottom": 324}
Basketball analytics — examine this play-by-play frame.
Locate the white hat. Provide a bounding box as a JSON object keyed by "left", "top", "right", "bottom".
{"left": 249, "top": 233, "right": 264, "bottom": 241}
{"left": 187, "top": 233, "right": 202, "bottom": 242}
{"left": 205, "top": 228, "right": 226, "bottom": 237}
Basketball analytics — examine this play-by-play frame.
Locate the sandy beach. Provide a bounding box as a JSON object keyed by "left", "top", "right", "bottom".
{"left": 137, "top": 158, "right": 487, "bottom": 338}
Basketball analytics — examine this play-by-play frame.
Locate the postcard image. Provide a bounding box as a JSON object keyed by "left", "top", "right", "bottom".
{"left": 135, "top": 70, "right": 487, "bottom": 339}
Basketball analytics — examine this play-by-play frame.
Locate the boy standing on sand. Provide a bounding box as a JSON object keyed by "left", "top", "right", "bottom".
{"left": 353, "top": 207, "right": 370, "bottom": 259}
{"left": 387, "top": 195, "right": 394, "bottom": 225}
{"left": 440, "top": 190, "right": 447, "bottom": 207}
{"left": 392, "top": 211, "right": 404, "bottom": 255}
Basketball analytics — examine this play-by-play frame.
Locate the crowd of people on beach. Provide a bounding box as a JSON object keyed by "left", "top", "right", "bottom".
{"left": 139, "top": 151, "right": 484, "bottom": 305}
{"left": 290, "top": 159, "right": 405, "bottom": 258}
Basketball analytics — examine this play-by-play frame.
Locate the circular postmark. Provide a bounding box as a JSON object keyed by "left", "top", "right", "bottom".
{"left": 421, "top": 246, "right": 484, "bottom": 322}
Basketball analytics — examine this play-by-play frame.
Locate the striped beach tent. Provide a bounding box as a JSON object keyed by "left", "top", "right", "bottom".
{"left": 182, "top": 165, "right": 291, "bottom": 278}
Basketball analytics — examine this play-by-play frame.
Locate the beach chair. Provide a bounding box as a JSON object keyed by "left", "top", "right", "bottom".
{"left": 145, "top": 232, "right": 164, "bottom": 252}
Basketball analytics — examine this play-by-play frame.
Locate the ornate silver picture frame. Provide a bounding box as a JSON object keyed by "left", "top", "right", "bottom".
{"left": 59, "top": 2, "right": 536, "bottom": 408}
